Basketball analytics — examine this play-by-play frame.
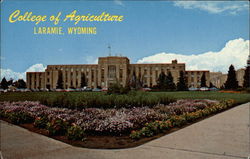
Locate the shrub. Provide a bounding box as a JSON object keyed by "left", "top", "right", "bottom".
{"left": 145, "top": 122, "right": 160, "bottom": 134}
{"left": 46, "top": 119, "right": 69, "bottom": 136}
{"left": 201, "top": 109, "right": 211, "bottom": 116}
{"left": 8, "top": 112, "right": 34, "bottom": 124}
{"left": 184, "top": 110, "right": 203, "bottom": 122}
{"left": 159, "top": 120, "right": 172, "bottom": 130}
{"left": 130, "top": 130, "right": 141, "bottom": 139}
{"left": 140, "top": 127, "right": 154, "bottom": 137}
{"left": 39, "top": 91, "right": 176, "bottom": 109}
{"left": 0, "top": 110, "right": 7, "bottom": 118}
{"left": 67, "top": 125, "right": 85, "bottom": 141}
{"left": 107, "top": 83, "right": 130, "bottom": 95}
{"left": 169, "top": 115, "right": 186, "bottom": 127}
{"left": 34, "top": 116, "right": 49, "bottom": 129}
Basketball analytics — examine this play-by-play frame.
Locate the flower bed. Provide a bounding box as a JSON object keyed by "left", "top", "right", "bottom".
{"left": 130, "top": 99, "right": 235, "bottom": 139}
{"left": 0, "top": 99, "right": 235, "bottom": 148}
{"left": 0, "top": 101, "right": 167, "bottom": 136}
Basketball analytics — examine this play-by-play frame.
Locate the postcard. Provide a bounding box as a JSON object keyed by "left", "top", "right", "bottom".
{"left": 0, "top": 1, "right": 249, "bottom": 159}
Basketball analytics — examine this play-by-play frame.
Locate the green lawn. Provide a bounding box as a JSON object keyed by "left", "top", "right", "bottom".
{"left": 152, "top": 91, "right": 250, "bottom": 104}
{"left": 0, "top": 91, "right": 249, "bottom": 107}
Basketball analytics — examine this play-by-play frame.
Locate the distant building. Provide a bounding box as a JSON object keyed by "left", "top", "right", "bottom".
{"left": 26, "top": 56, "right": 245, "bottom": 89}
{"left": 186, "top": 70, "right": 210, "bottom": 88}
{"left": 247, "top": 54, "right": 250, "bottom": 67}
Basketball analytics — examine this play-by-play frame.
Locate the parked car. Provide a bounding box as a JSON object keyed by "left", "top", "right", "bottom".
{"left": 65, "top": 88, "right": 75, "bottom": 92}
{"left": 188, "top": 87, "right": 199, "bottom": 91}
{"left": 92, "top": 88, "right": 101, "bottom": 92}
{"left": 75, "top": 88, "right": 82, "bottom": 92}
{"left": 209, "top": 87, "right": 219, "bottom": 91}
{"left": 40, "top": 88, "right": 49, "bottom": 92}
{"left": 55, "top": 89, "right": 64, "bottom": 92}
{"left": 101, "top": 87, "right": 108, "bottom": 92}
{"left": 200, "top": 87, "right": 209, "bottom": 91}
{"left": 83, "top": 87, "right": 92, "bottom": 92}
{"left": 141, "top": 88, "right": 152, "bottom": 92}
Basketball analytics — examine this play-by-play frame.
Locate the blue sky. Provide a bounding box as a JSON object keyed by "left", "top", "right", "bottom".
{"left": 1, "top": 0, "right": 249, "bottom": 80}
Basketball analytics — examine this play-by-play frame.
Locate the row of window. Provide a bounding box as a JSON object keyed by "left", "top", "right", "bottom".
{"left": 47, "top": 65, "right": 184, "bottom": 72}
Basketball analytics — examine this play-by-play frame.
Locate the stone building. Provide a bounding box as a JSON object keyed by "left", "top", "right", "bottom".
{"left": 209, "top": 69, "right": 246, "bottom": 88}
{"left": 27, "top": 56, "right": 189, "bottom": 89}
{"left": 27, "top": 56, "right": 229, "bottom": 90}
{"left": 209, "top": 72, "right": 227, "bottom": 88}
{"left": 186, "top": 70, "right": 210, "bottom": 88}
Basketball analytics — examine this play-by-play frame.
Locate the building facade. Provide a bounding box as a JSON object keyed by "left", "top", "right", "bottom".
{"left": 26, "top": 56, "right": 241, "bottom": 90}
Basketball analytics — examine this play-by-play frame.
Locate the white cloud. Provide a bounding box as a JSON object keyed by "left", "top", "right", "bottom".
{"left": 85, "top": 56, "right": 98, "bottom": 64}
{"left": 1, "top": 64, "right": 46, "bottom": 81}
{"left": 137, "top": 38, "right": 249, "bottom": 73}
{"left": 114, "top": 0, "right": 124, "bottom": 6}
{"left": 25, "top": 64, "right": 46, "bottom": 72}
{"left": 173, "top": 1, "right": 249, "bottom": 14}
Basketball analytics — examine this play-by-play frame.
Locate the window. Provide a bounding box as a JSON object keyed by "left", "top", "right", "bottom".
{"left": 91, "top": 70, "right": 94, "bottom": 82}
{"left": 108, "top": 65, "right": 116, "bottom": 78}
{"left": 101, "top": 68, "right": 104, "bottom": 81}
{"left": 119, "top": 69, "right": 123, "bottom": 79}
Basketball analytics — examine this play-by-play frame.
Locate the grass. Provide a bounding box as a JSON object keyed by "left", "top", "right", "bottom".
{"left": 152, "top": 91, "right": 250, "bottom": 104}
{"left": 0, "top": 91, "right": 249, "bottom": 108}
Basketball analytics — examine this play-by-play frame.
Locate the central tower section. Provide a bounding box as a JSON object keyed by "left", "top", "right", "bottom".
{"left": 98, "top": 56, "right": 130, "bottom": 87}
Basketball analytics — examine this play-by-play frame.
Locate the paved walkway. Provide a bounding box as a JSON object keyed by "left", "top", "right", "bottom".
{"left": 1, "top": 103, "right": 250, "bottom": 159}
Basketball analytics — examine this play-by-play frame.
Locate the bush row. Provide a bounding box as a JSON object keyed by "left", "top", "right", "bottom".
{"left": 39, "top": 91, "right": 176, "bottom": 109}
{"left": 130, "top": 99, "right": 235, "bottom": 139}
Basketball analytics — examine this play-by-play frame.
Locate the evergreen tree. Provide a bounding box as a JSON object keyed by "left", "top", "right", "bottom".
{"left": 166, "top": 71, "right": 176, "bottom": 90}
{"left": 130, "top": 71, "right": 137, "bottom": 89}
{"left": 15, "top": 79, "right": 26, "bottom": 88}
{"left": 7, "top": 78, "right": 13, "bottom": 86}
{"left": 136, "top": 73, "right": 143, "bottom": 89}
{"left": 157, "top": 71, "right": 167, "bottom": 90}
{"left": 177, "top": 71, "right": 188, "bottom": 91}
{"left": 1, "top": 77, "right": 9, "bottom": 89}
{"left": 243, "top": 66, "right": 250, "bottom": 88}
{"left": 224, "top": 65, "right": 239, "bottom": 90}
{"left": 200, "top": 73, "right": 207, "bottom": 87}
{"left": 56, "top": 71, "right": 63, "bottom": 89}
{"left": 209, "top": 82, "right": 214, "bottom": 88}
{"left": 80, "top": 73, "right": 86, "bottom": 88}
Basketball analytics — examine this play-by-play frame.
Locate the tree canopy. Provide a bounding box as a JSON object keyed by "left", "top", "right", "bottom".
{"left": 177, "top": 71, "right": 188, "bottom": 91}
{"left": 200, "top": 73, "right": 207, "bottom": 87}
{"left": 224, "top": 65, "right": 239, "bottom": 90}
{"left": 243, "top": 66, "right": 250, "bottom": 88}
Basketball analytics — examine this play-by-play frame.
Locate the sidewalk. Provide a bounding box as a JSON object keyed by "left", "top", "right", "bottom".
{"left": 1, "top": 103, "right": 249, "bottom": 159}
